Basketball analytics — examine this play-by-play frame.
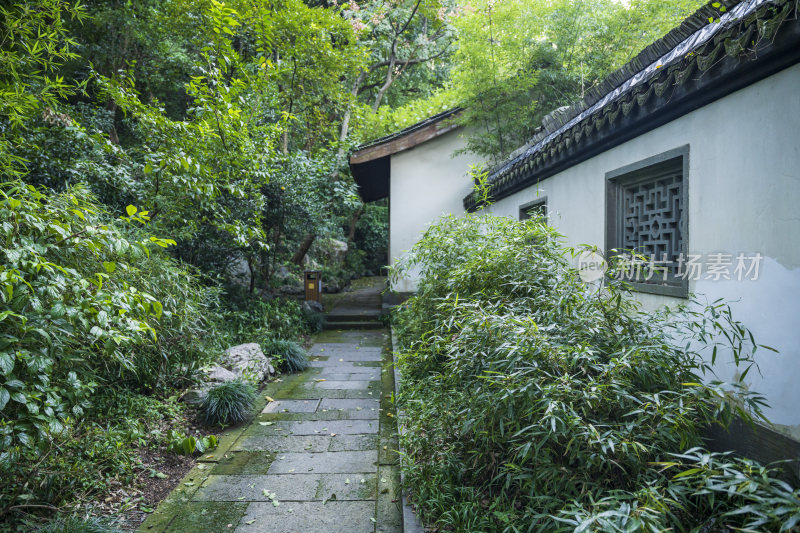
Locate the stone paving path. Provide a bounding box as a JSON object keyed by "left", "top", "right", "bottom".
{"left": 139, "top": 279, "right": 402, "bottom": 533}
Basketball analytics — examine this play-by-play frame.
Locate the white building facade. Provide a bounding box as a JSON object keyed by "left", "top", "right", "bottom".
{"left": 350, "top": 110, "right": 481, "bottom": 295}
{"left": 479, "top": 63, "right": 800, "bottom": 439}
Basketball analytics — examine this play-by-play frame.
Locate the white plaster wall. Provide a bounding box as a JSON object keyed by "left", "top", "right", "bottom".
{"left": 483, "top": 63, "right": 800, "bottom": 434}
{"left": 389, "top": 130, "right": 483, "bottom": 293}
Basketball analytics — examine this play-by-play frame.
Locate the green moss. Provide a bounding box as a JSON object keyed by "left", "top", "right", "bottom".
{"left": 148, "top": 502, "right": 248, "bottom": 533}
{"left": 211, "top": 452, "right": 275, "bottom": 475}
{"left": 375, "top": 466, "right": 403, "bottom": 533}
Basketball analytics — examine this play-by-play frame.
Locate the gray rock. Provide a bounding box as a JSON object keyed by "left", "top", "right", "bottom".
{"left": 183, "top": 364, "right": 238, "bottom": 405}
{"left": 303, "top": 256, "right": 322, "bottom": 269}
{"left": 280, "top": 284, "right": 303, "bottom": 295}
{"left": 276, "top": 265, "right": 291, "bottom": 280}
{"left": 303, "top": 300, "right": 324, "bottom": 313}
{"left": 226, "top": 255, "right": 251, "bottom": 288}
{"left": 323, "top": 279, "right": 342, "bottom": 293}
{"left": 222, "top": 343, "right": 274, "bottom": 382}
{"left": 328, "top": 238, "right": 348, "bottom": 263}
{"left": 183, "top": 387, "right": 209, "bottom": 406}
{"left": 257, "top": 289, "right": 275, "bottom": 301}
{"left": 208, "top": 365, "right": 238, "bottom": 383}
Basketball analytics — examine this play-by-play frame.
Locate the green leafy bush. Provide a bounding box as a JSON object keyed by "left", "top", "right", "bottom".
{"left": 301, "top": 307, "right": 324, "bottom": 334}
{"left": 0, "top": 182, "right": 224, "bottom": 524}
{"left": 199, "top": 381, "right": 256, "bottom": 427}
{"left": 0, "top": 182, "right": 218, "bottom": 448}
{"left": 392, "top": 214, "right": 798, "bottom": 532}
{"left": 1, "top": 423, "right": 137, "bottom": 519}
{"left": 353, "top": 200, "right": 389, "bottom": 274}
{"left": 90, "top": 391, "right": 184, "bottom": 448}
{"left": 218, "top": 294, "right": 309, "bottom": 345}
{"left": 166, "top": 430, "right": 218, "bottom": 455}
{"left": 27, "top": 514, "right": 122, "bottom": 533}
{"left": 263, "top": 338, "right": 310, "bottom": 373}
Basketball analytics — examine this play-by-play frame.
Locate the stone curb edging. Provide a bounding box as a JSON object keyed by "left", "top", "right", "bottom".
{"left": 389, "top": 327, "right": 425, "bottom": 533}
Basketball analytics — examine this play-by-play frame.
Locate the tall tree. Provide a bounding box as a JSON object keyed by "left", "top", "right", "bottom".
{"left": 366, "top": 0, "right": 707, "bottom": 162}
{"left": 339, "top": 0, "right": 456, "bottom": 141}
{"left": 0, "top": 0, "right": 88, "bottom": 175}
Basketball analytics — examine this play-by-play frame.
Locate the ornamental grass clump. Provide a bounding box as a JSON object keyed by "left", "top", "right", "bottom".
{"left": 392, "top": 214, "right": 799, "bottom": 532}
{"left": 199, "top": 380, "right": 256, "bottom": 427}
{"left": 262, "top": 338, "right": 310, "bottom": 373}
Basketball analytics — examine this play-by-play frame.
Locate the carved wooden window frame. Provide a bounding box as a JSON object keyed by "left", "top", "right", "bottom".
{"left": 519, "top": 197, "right": 548, "bottom": 222}
{"left": 605, "top": 145, "right": 689, "bottom": 298}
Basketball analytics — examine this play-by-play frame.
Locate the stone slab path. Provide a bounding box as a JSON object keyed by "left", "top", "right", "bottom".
{"left": 139, "top": 279, "right": 402, "bottom": 533}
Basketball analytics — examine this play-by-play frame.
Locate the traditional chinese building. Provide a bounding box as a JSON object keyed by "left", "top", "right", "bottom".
{"left": 349, "top": 0, "right": 800, "bottom": 460}
{"left": 349, "top": 108, "right": 483, "bottom": 295}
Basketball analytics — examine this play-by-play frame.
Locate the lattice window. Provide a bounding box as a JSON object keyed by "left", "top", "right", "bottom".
{"left": 519, "top": 198, "right": 547, "bottom": 221}
{"left": 621, "top": 167, "right": 683, "bottom": 265}
{"left": 606, "top": 146, "right": 688, "bottom": 297}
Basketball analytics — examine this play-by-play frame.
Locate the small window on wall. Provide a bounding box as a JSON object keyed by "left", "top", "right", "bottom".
{"left": 519, "top": 198, "right": 547, "bottom": 222}
{"left": 605, "top": 145, "right": 689, "bottom": 297}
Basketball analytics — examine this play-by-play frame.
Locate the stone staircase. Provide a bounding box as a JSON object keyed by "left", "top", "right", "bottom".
{"left": 323, "top": 278, "right": 385, "bottom": 330}
{"left": 323, "top": 311, "right": 384, "bottom": 330}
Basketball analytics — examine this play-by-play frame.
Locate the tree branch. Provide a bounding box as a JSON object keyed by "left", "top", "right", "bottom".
{"left": 396, "top": 0, "right": 423, "bottom": 38}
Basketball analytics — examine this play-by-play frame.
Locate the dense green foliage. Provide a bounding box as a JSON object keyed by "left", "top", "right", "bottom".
{"left": 362, "top": 0, "right": 707, "bottom": 162}
{"left": 3, "top": 0, "right": 766, "bottom": 528}
{"left": 353, "top": 200, "right": 390, "bottom": 274}
{"left": 393, "top": 215, "right": 799, "bottom": 532}
{"left": 27, "top": 514, "right": 122, "bottom": 533}
{"left": 218, "top": 296, "right": 309, "bottom": 346}
{"left": 0, "top": 182, "right": 217, "bottom": 447}
{"left": 450, "top": 0, "right": 708, "bottom": 161}
{"left": 199, "top": 380, "right": 256, "bottom": 427}
{"left": 0, "top": 182, "right": 222, "bottom": 523}
{"left": 0, "top": 1, "right": 351, "bottom": 522}
{"left": 302, "top": 306, "right": 325, "bottom": 334}
{"left": 3, "top": 0, "right": 391, "bottom": 300}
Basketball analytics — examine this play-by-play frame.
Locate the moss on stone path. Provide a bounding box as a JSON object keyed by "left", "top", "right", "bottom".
{"left": 139, "top": 280, "right": 401, "bottom": 533}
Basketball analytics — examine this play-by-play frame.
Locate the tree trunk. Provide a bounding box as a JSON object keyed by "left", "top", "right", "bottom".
{"left": 106, "top": 99, "right": 120, "bottom": 145}
{"left": 339, "top": 71, "right": 368, "bottom": 142}
{"left": 339, "top": 108, "right": 352, "bottom": 143}
{"left": 372, "top": 65, "right": 396, "bottom": 112}
{"left": 347, "top": 205, "right": 364, "bottom": 244}
{"left": 269, "top": 227, "right": 283, "bottom": 282}
{"left": 292, "top": 234, "right": 316, "bottom": 266}
{"left": 247, "top": 257, "right": 256, "bottom": 294}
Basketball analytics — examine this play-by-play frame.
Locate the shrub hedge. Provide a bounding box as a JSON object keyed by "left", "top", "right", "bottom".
{"left": 0, "top": 182, "right": 311, "bottom": 525}
{"left": 393, "top": 214, "right": 800, "bottom": 532}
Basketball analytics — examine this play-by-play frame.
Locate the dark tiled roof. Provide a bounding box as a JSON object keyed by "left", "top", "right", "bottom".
{"left": 354, "top": 107, "right": 463, "bottom": 152}
{"left": 463, "top": 0, "right": 800, "bottom": 211}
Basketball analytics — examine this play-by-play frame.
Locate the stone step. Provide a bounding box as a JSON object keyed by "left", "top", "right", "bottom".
{"left": 323, "top": 320, "right": 383, "bottom": 330}
{"left": 325, "top": 313, "right": 381, "bottom": 323}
